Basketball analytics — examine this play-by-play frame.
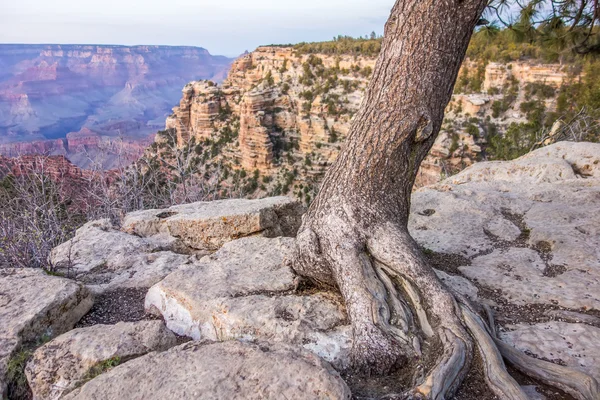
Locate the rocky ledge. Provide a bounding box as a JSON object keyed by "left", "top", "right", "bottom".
{"left": 1, "top": 142, "right": 599, "bottom": 399}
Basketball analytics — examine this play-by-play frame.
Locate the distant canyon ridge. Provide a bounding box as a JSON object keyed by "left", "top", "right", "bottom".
{"left": 0, "top": 44, "right": 233, "bottom": 168}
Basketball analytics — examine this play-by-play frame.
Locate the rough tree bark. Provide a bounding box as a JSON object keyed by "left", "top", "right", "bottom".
{"left": 293, "top": 1, "right": 600, "bottom": 399}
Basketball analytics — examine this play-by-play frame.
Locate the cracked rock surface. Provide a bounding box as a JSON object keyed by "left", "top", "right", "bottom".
{"left": 25, "top": 320, "right": 177, "bottom": 400}
{"left": 410, "top": 142, "right": 600, "bottom": 381}
{"left": 410, "top": 142, "right": 600, "bottom": 312}
{"left": 50, "top": 219, "right": 193, "bottom": 295}
{"left": 0, "top": 269, "right": 93, "bottom": 397}
{"left": 145, "top": 236, "right": 353, "bottom": 369}
{"left": 122, "top": 196, "right": 304, "bottom": 251}
{"left": 62, "top": 341, "right": 351, "bottom": 400}
{"left": 500, "top": 321, "right": 600, "bottom": 380}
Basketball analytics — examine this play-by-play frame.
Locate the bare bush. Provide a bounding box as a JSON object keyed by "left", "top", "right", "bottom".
{"left": 0, "top": 157, "right": 85, "bottom": 270}
{"left": 532, "top": 107, "right": 600, "bottom": 151}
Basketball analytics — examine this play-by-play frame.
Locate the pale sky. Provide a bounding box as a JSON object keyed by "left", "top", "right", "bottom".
{"left": 0, "top": 0, "right": 395, "bottom": 57}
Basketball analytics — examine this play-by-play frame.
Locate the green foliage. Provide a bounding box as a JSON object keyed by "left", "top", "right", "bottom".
{"left": 360, "top": 66, "right": 373, "bottom": 78}
{"left": 7, "top": 347, "right": 33, "bottom": 399}
{"left": 466, "top": 123, "right": 479, "bottom": 137}
{"left": 304, "top": 155, "right": 312, "bottom": 166}
{"left": 218, "top": 101, "right": 232, "bottom": 121}
{"left": 556, "top": 60, "right": 600, "bottom": 119}
{"left": 329, "top": 129, "right": 339, "bottom": 143}
{"left": 294, "top": 35, "right": 383, "bottom": 57}
{"left": 279, "top": 58, "right": 288, "bottom": 73}
{"left": 84, "top": 357, "right": 122, "bottom": 381}
{"left": 264, "top": 71, "right": 275, "bottom": 86}
{"left": 302, "top": 102, "right": 312, "bottom": 114}
{"left": 7, "top": 335, "right": 51, "bottom": 399}
{"left": 487, "top": 122, "right": 538, "bottom": 160}
{"left": 449, "top": 133, "right": 460, "bottom": 154}
{"left": 524, "top": 82, "right": 555, "bottom": 99}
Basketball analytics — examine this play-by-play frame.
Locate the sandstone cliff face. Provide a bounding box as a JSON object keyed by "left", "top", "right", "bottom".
{"left": 165, "top": 82, "right": 225, "bottom": 143}
{"left": 161, "top": 46, "right": 572, "bottom": 202}
{"left": 483, "top": 62, "right": 566, "bottom": 91}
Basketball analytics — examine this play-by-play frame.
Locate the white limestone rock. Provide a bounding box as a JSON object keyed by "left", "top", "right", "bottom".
{"left": 25, "top": 321, "right": 177, "bottom": 400}
{"left": 0, "top": 269, "right": 93, "bottom": 397}
{"left": 410, "top": 142, "right": 600, "bottom": 311}
{"left": 62, "top": 341, "right": 351, "bottom": 400}
{"left": 500, "top": 321, "right": 600, "bottom": 380}
{"left": 122, "top": 196, "right": 304, "bottom": 251}
{"left": 145, "top": 236, "right": 352, "bottom": 369}
{"left": 460, "top": 247, "right": 600, "bottom": 310}
{"left": 50, "top": 219, "right": 193, "bottom": 294}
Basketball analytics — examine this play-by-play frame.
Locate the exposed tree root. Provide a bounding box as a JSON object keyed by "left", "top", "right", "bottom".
{"left": 460, "top": 306, "right": 528, "bottom": 400}
{"left": 495, "top": 339, "right": 600, "bottom": 400}
{"left": 294, "top": 221, "right": 600, "bottom": 400}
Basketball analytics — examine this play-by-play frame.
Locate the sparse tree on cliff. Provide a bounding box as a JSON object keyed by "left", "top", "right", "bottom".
{"left": 293, "top": 1, "right": 600, "bottom": 398}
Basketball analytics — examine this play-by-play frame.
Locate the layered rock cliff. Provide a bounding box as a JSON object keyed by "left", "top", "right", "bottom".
{"left": 0, "top": 44, "right": 233, "bottom": 166}
{"left": 157, "top": 46, "right": 574, "bottom": 203}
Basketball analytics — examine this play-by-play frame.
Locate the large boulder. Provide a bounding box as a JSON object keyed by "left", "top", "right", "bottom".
{"left": 122, "top": 196, "right": 304, "bottom": 251}
{"left": 145, "top": 236, "right": 353, "bottom": 369}
{"left": 408, "top": 142, "right": 600, "bottom": 381}
{"left": 25, "top": 321, "right": 177, "bottom": 400}
{"left": 0, "top": 269, "right": 93, "bottom": 397}
{"left": 409, "top": 142, "right": 600, "bottom": 311}
{"left": 62, "top": 341, "right": 351, "bottom": 400}
{"left": 50, "top": 219, "right": 192, "bottom": 294}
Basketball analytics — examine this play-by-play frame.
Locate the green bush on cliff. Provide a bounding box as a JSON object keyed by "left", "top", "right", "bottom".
{"left": 294, "top": 36, "right": 382, "bottom": 57}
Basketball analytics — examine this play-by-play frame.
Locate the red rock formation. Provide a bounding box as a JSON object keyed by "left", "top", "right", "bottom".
{"left": 0, "top": 43, "right": 233, "bottom": 148}
{"left": 8, "top": 155, "right": 86, "bottom": 181}
{"left": 0, "top": 139, "right": 67, "bottom": 158}
{"left": 166, "top": 82, "right": 224, "bottom": 143}
{"left": 238, "top": 86, "right": 279, "bottom": 170}
{"left": 66, "top": 128, "right": 101, "bottom": 152}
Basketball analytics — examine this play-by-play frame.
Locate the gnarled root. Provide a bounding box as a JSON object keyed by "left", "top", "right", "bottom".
{"left": 495, "top": 338, "right": 600, "bottom": 400}
{"left": 294, "top": 219, "right": 600, "bottom": 399}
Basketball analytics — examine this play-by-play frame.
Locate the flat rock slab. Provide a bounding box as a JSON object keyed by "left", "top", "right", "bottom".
{"left": 145, "top": 236, "right": 353, "bottom": 369}
{"left": 25, "top": 321, "right": 177, "bottom": 400}
{"left": 409, "top": 142, "right": 600, "bottom": 311}
{"left": 500, "top": 321, "right": 600, "bottom": 380}
{"left": 460, "top": 247, "right": 600, "bottom": 310}
{"left": 122, "top": 196, "right": 304, "bottom": 251}
{"left": 50, "top": 219, "right": 193, "bottom": 294}
{"left": 63, "top": 341, "right": 351, "bottom": 400}
{"left": 0, "top": 269, "right": 93, "bottom": 397}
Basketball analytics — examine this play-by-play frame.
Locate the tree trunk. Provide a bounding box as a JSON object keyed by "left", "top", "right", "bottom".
{"left": 293, "top": 1, "right": 600, "bottom": 399}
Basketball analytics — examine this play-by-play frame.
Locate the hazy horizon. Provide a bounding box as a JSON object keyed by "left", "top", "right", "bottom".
{"left": 0, "top": 0, "right": 394, "bottom": 57}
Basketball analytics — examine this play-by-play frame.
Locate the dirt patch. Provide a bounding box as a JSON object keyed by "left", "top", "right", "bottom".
{"left": 543, "top": 264, "right": 567, "bottom": 277}
{"left": 454, "top": 350, "right": 499, "bottom": 400}
{"left": 342, "top": 364, "right": 412, "bottom": 400}
{"left": 420, "top": 246, "right": 472, "bottom": 275}
{"left": 507, "top": 365, "right": 576, "bottom": 400}
{"left": 156, "top": 211, "right": 178, "bottom": 219}
{"left": 76, "top": 288, "right": 159, "bottom": 328}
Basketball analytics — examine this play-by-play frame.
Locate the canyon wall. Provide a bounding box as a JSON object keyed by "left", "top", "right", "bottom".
{"left": 157, "top": 46, "right": 572, "bottom": 202}
{"left": 0, "top": 44, "right": 233, "bottom": 167}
